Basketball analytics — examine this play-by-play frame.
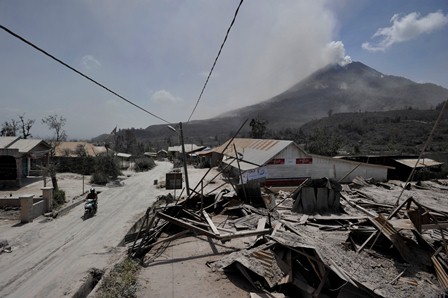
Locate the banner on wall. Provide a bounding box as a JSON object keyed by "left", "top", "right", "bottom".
{"left": 241, "top": 166, "right": 266, "bottom": 183}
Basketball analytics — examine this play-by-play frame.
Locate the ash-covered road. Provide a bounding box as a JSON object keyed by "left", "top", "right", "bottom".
{"left": 0, "top": 161, "right": 173, "bottom": 298}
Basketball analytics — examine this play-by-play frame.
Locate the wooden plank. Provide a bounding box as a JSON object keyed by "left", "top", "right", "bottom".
{"left": 156, "top": 212, "right": 218, "bottom": 238}
{"left": 219, "top": 229, "right": 272, "bottom": 241}
{"left": 256, "top": 217, "right": 267, "bottom": 231}
{"left": 422, "top": 222, "right": 448, "bottom": 230}
{"left": 299, "top": 214, "right": 309, "bottom": 225}
{"left": 145, "top": 230, "right": 190, "bottom": 249}
{"left": 202, "top": 210, "right": 220, "bottom": 236}
{"left": 389, "top": 219, "right": 415, "bottom": 230}
{"left": 369, "top": 215, "right": 414, "bottom": 263}
{"left": 271, "top": 221, "right": 282, "bottom": 237}
{"left": 356, "top": 231, "right": 377, "bottom": 254}
{"left": 432, "top": 255, "right": 448, "bottom": 290}
{"left": 183, "top": 217, "right": 235, "bottom": 233}
{"left": 340, "top": 193, "right": 377, "bottom": 217}
{"left": 313, "top": 269, "right": 330, "bottom": 297}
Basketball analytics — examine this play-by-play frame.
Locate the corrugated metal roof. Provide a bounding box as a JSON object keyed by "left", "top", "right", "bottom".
{"left": 116, "top": 152, "right": 132, "bottom": 158}
{"left": 7, "top": 139, "right": 50, "bottom": 153}
{"left": 168, "top": 144, "right": 205, "bottom": 153}
{"left": 394, "top": 158, "right": 443, "bottom": 168}
{"left": 214, "top": 138, "right": 298, "bottom": 167}
{"left": 0, "top": 136, "right": 20, "bottom": 149}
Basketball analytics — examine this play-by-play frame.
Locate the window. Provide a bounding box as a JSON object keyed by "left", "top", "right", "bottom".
{"left": 268, "top": 158, "right": 285, "bottom": 165}
{"left": 296, "top": 158, "right": 312, "bottom": 164}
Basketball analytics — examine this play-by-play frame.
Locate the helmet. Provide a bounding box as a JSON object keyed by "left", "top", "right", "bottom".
{"left": 90, "top": 188, "right": 95, "bottom": 194}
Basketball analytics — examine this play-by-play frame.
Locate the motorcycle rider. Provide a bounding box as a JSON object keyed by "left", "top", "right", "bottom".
{"left": 85, "top": 188, "right": 98, "bottom": 214}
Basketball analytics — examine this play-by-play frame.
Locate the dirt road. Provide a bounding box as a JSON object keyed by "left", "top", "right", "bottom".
{"left": 0, "top": 161, "right": 173, "bottom": 298}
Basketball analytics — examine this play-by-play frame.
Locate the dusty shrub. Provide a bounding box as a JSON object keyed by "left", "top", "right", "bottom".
{"left": 90, "top": 154, "right": 122, "bottom": 185}
{"left": 53, "top": 189, "right": 66, "bottom": 207}
{"left": 96, "top": 257, "right": 140, "bottom": 298}
{"left": 91, "top": 172, "right": 109, "bottom": 185}
{"left": 134, "top": 157, "right": 156, "bottom": 172}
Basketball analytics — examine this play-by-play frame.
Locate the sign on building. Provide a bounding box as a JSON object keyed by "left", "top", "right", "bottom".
{"left": 241, "top": 166, "right": 267, "bottom": 183}
{"left": 166, "top": 172, "right": 183, "bottom": 189}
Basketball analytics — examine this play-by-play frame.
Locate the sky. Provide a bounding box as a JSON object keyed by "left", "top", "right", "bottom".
{"left": 1, "top": 0, "right": 447, "bottom": 140}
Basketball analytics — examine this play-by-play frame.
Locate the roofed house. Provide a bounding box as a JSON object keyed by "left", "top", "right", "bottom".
{"left": 208, "top": 138, "right": 391, "bottom": 187}
{"left": 53, "top": 141, "right": 110, "bottom": 173}
{"left": 339, "top": 155, "right": 444, "bottom": 181}
{"left": 168, "top": 144, "right": 206, "bottom": 163}
{"left": 0, "top": 136, "right": 51, "bottom": 186}
{"left": 54, "top": 141, "right": 109, "bottom": 157}
{"left": 116, "top": 152, "right": 132, "bottom": 169}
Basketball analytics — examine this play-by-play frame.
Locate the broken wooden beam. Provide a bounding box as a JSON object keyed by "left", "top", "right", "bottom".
{"left": 156, "top": 211, "right": 218, "bottom": 238}
{"left": 202, "top": 210, "right": 220, "bottom": 236}
{"left": 219, "top": 228, "right": 272, "bottom": 241}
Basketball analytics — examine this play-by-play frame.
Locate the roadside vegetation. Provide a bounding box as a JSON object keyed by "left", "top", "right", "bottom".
{"left": 96, "top": 257, "right": 140, "bottom": 298}
{"left": 133, "top": 156, "right": 156, "bottom": 172}
{"left": 90, "top": 154, "right": 122, "bottom": 185}
{"left": 52, "top": 189, "right": 66, "bottom": 208}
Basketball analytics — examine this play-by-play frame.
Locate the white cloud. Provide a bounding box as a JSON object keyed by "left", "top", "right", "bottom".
{"left": 150, "top": 90, "right": 183, "bottom": 103}
{"left": 362, "top": 10, "right": 448, "bottom": 52}
{"left": 81, "top": 55, "right": 101, "bottom": 69}
{"left": 324, "top": 41, "right": 352, "bottom": 66}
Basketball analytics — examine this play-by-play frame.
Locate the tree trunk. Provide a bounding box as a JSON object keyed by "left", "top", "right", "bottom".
{"left": 51, "top": 173, "right": 58, "bottom": 191}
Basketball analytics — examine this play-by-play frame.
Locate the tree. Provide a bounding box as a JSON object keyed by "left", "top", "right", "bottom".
{"left": 305, "top": 127, "right": 342, "bottom": 156}
{"left": 42, "top": 114, "right": 67, "bottom": 149}
{"left": 249, "top": 118, "right": 268, "bottom": 139}
{"left": 18, "top": 114, "right": 35, "bottom": 139}
{"left": 41, "top": 114, "right": 67, "bottom": 191}
{"left": 0, "top": 120, "right": 18, "bottom": 136}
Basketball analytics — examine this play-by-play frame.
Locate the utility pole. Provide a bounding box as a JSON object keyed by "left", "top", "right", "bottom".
{"left": 179, "top": 122, "right": 190, "bottom": 197}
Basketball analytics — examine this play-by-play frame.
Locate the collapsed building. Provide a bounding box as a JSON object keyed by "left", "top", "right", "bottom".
{"left": 124, "top": 138, "right": 448, "bottom": 297}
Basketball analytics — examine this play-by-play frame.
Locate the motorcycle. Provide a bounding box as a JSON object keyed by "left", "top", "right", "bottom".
{"left": 83, "top": 198, "right": 97, "bottom": 220}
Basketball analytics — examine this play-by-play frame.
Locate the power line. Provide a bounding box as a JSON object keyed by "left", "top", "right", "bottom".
{"left": 0, "top": 24, "right": 171, "bottom": 125}
{"left": 187, "top": 0, "right": 244, "bottom": 122}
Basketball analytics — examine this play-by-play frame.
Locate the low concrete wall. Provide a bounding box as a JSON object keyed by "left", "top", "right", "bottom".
{"left": 0, "top": 197, "right": 20, "bottom": 208}
{"left": 20, "top": 195, "right": 34, "bottom": 223}
{"left": 32, "top": 199, "right": 45, "bottom": 219}
{"left": 0, "top": 196, "right": 44, "bottom": 208}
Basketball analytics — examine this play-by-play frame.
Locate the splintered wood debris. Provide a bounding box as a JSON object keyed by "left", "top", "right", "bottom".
{"left": 126, "top": 177, "right": 448, "bottom": 297}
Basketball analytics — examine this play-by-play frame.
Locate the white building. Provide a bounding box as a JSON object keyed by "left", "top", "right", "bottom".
{"left": 211, "top": 138, "right": 391, "bottom": 186}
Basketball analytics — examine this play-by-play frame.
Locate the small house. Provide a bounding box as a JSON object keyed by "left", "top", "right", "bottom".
{"left": 0, "top": 136, "right": 51, "bottom": 186}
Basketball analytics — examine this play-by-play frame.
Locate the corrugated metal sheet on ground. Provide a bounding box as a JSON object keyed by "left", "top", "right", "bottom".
{"left": 431, "top": 229, "right": 448, "bottom": 241}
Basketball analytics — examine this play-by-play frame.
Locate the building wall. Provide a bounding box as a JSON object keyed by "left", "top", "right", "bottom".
{"left": 311, "top": 156, "right": 388, "bottom": 182}
{"left": 264, "top": 151, "right": 388, "bottom": 185}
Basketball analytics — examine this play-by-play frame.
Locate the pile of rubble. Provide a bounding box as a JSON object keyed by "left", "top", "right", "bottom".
{"left": 126, "top": 176, "right": 448, "bottom": 297}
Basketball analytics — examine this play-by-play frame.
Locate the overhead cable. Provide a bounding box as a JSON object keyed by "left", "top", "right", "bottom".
{"left": 187, "top": 0, "right": 244, "bottom": 122}
{"left": 0, "top": 24, "right": 171, "bottom": 124}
